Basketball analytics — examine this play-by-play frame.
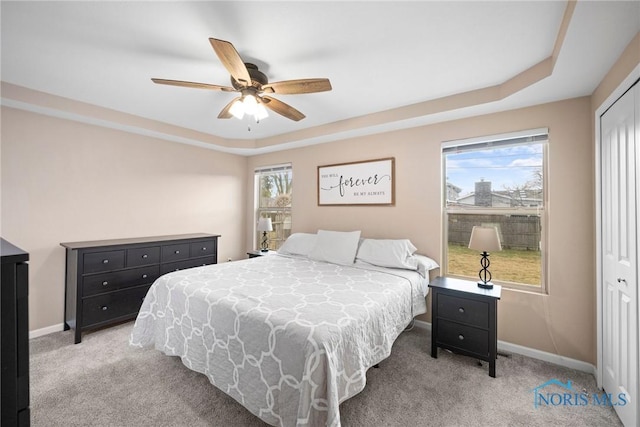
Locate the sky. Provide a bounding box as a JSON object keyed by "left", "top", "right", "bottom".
{"left": 445, "top": 143, "right": 543, "bottom": 197}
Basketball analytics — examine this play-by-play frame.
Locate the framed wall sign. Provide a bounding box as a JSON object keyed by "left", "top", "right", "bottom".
{"left": 317, "top": 157, "right": 395, "bottom": 206}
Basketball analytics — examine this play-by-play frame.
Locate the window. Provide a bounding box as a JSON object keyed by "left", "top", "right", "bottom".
{"left": 442, "top": 129, "right": 548, "bottom": 292}
{"left": 255, "top": 164, "right": 292, "bottom": 251}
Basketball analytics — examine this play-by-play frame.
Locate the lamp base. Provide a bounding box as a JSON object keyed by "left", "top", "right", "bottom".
{"left": 260, "top": 231, "right": 269, "bottom": 252}
{"left": 477, "top": 281, "right": 494, "bottom": 289}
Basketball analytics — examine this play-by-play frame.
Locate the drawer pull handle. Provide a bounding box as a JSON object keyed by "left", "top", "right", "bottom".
{"left": 142, "top": 254, "right": 148, "bottom": 259}
{"left": 101, "top": 306, "right": 108, "bottom": 311}
{"left": 102, "top": 281, "right": 108, "bottom": 286}
{"left": 458, "top": 307, "right": 465, "bottom": 314}
{"left": 617, "top": 278, "right": 627, "bottom": 284}
{"left": 175, "top": 250, "right": 180, "bottom": 254}
{"left": 102, "top": 259, "right": 109, "bottom": 264}
{"left": 202, "top": 247, "right": 207, "bottom": 251}
{"left": 458, "top": 334, "right": 464, "bottom": 341}
{"left": 142, "top": 274, "right": 148, "bottom": 279}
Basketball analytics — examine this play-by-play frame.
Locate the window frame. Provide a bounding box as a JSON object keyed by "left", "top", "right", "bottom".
{"left": 254, "top": 163, "right": 293, "bottom": 251}
{"left": 441, "top": 129, "right": 549, "bottom": 293}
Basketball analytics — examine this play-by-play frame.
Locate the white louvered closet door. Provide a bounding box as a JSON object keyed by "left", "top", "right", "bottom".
{"left": 601, "top": 80, "right": 638, "bottom": 427}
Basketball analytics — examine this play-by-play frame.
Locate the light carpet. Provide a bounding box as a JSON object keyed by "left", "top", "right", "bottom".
{"left": 29, "top": 322, "right": 622, "bottom": 426}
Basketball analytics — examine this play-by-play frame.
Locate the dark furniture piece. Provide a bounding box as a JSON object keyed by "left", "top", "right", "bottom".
{"left": 429, "top": 276, "right": 501, "bottom": 377}
{"left": 61, "top": 233, "right": 219, "bottom": 344}
{"left": 247, "top": 250, "right": 272, "bottom": 258}
{"left": 1, "top": 238, "right": 30, "bottom": 426}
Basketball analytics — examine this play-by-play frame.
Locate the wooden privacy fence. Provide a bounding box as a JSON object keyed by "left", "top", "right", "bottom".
{"left": 448, "top": 214, "right": 541, "bottom": 251}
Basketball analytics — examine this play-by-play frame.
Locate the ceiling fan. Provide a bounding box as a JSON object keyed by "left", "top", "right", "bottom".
{"left": 152, "top": 38, "right": 332, "bottom": 122}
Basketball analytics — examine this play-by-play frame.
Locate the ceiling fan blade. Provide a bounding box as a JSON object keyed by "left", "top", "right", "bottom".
{"left": 218, "top": 96, "right": 241, "bottom": 119}
{"left": 151, "top": 78, "right": 235, "bottom": 92}
{"left": 261, "top": 96, "right": 305, "bottom": 121}
{"left": 209, "top": 38, "right": 251, "bottom": 86}
{"left": 262, "top": 78, "right": 332, "bottom": 94}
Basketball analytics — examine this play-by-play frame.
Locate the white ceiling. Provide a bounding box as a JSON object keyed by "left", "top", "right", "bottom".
{"left": 1, "top": 1, "right": 639, "bottom": 154}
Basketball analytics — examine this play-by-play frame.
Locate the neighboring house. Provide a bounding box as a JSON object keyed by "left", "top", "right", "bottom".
{"left": 445, "top": 181, "right": 462, "bottom": 203}
{"left": 454, "top": 180, "right": 543, "bottom": 208}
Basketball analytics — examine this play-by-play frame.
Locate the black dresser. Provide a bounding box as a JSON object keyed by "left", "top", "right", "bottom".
{"left": 429, "top": 276, "right": 501, "bottom": 377}
{"left": 61, "top": 233, "right": 220, "bottom": 344}
{"left": 1, "top": 238, "right": 30, "bottom": 426}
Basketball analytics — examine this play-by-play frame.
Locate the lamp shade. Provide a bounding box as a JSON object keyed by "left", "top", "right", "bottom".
{"left": 468, "top": 226, "right": 502, "bottom": 252}
{"left": 257, "top": 217, "right": 273, "bottom": 232}
{"left": 229, "top": 99, "right": 245, "bottom": 119}
{"left": 229, "top": 94, "right": 268, "bottom": 121}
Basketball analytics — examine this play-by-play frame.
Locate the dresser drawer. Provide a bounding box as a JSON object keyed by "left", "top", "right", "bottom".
{"left": 160, "top": 256, "right": 216, "bottom": 274}
{"left": 438, "top": 293, "right": 489, "bottom": 328}
{"left": 83, "top": 250, "right": 125, "bottom": 274}
{"left": 127, "top": 246, "right": 160, "bottom": 267}
{"left": 82, "top": 285, "right": 150, "bottom": 327}
{"left": 437, "top": 320, "right": 489, "bottom": 356}
{"left": 161, "top": 243, "right": 190, "bottom": 262}
{"left": 190, "top": 239, "right": 216, "bottom": 258}
{"left": 82, "top": 265, "right": 160, "bottom": 297}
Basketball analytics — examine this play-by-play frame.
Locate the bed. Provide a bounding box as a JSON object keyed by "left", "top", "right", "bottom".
{"left": 129, "top": 231, "right": 438, "bottom": 426}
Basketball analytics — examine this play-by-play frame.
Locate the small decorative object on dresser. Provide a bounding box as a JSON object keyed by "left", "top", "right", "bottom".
{"left": 1, "top": 239, "right": 30, "bottom": 426}
{"left": 429, "top": 276, "right": 501, "bottom": 377}
{"left": 60, "top": 233, "right": 220, "bottom": 344}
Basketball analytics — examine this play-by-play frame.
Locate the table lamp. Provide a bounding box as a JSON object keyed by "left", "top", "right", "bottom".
{"left": 257, "top": 218, "right": 273, "bottom": 252}
{"left": 468, "top": 226, "right": 502, "bottom": 289}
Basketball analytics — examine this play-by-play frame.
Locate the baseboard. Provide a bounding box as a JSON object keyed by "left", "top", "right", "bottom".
{"left": 29, "top": 323, "right": 65, "bottom": 339}
{"left": 496, "top": 340, "right": 596, "bottom": 375}
{"left": 412, "top": 319, "right": 596, "bottom": 375}
{"left": 413, "top": 318, "right": 432, "bottom": 331}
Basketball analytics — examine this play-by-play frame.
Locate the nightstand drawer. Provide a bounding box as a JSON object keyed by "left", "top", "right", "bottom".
{"left": 82, "top": 285, "right": 150, "bottom": 327}
{"left": 161, "top": 243, "right": 190, "bottom": 262}
{"left": 127, "top": 246, "right": 160, "bottom": 267}
{"left": 438, "top": 293, "right": 489, "bottom": 328}
{"left": 82, "top": 265, "right": 160, "bottom": 297}
{"left": 83, "top": 250, "right": 125, "bottom": 274}
{"left": 437, "top": 320, "right": 489, "bottom": 356}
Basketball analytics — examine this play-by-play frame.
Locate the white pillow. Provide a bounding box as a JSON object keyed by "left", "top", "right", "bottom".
{"left": 278, "top": 233, "right": 317, "bottom": 256}
{"left": 414, "top": 254, "right": 440, "bottom": 277}
{"left": 356, "top": 238, "right": 418, "bottom": 269}
{"left": 308, "top": 230, "right": 361, "bottom": 265}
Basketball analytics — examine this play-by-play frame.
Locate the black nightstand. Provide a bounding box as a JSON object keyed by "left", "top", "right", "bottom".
{"left": 429, "top": 276, "right": 502, "bottom": 377}
{"left": 247, "top": 250, "right": 272, "bottom": 258}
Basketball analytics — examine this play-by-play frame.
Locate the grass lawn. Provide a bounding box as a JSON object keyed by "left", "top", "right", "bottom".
{"left": 447, "top": 243, "right": 541, "bottom": 286}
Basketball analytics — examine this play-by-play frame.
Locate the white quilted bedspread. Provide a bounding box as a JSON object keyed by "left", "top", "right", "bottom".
{"left": 129, "top": 254, "right": 427, "bottom": 427}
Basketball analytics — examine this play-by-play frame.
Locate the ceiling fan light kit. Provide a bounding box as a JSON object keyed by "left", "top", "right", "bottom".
{"left": 152, "top": 38, "right": 332, "bottom": 123}
{"left": 229, "top": 93, "right": 269, "bottom": 122}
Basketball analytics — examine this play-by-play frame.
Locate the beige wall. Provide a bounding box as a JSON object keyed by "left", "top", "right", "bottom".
{"left": 1, "top": 107, "right": 248, "bottom": 331}
{"left": 247, "top": 97, "right": 597, "bottom": 363}
{"left": 592, "top": 32, "right": 640, "bottom": 113}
